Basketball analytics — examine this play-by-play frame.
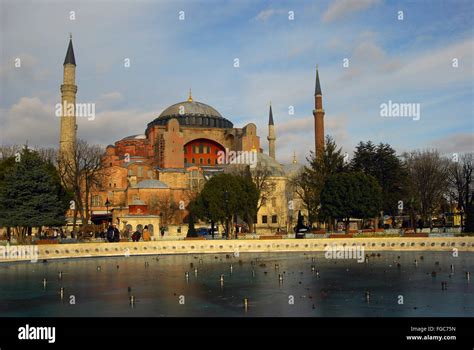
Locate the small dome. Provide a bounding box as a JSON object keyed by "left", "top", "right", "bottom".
{"left": 132, "top": 179, "right": 168, "bottom": 189}
{"left": 254, "top": 153, "right": 285, "bottom": 176}
{"left": 226, "top": 153, "right": 285, "bottom": 177}
{"left": 121, "top": 134, "right": 146, "bottom": 141}
{"left": 284, "top": 163, "right": 303, "bottom": 177}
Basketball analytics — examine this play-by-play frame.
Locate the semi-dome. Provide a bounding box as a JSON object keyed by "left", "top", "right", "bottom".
{"left": 147, "top": 93, "right": 233, "bottom": 130}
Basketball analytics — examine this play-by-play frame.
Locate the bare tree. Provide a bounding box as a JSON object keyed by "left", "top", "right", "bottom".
{"left": 250, "top": 164, "right": 274, "bottom": 213}
{"left": 57, "top": 139, "right": 106, "bottom": 230}
{"left": 290, "top": 170, "right": 320, "bottom": 227}
{"left": 148, "top": 193, "right": 180, "bottom": 225}
{"left": 0, "top": 144, "right": 22, "bottom": 159}
{"left": 447, "top": 153, "right": 473, "bottom": 231}
{"left": 403, "top": 150, "right": 450, "bottom": 229}
{"left": 1, "top": 144, "right": 57, "bottom": 163}
{"left": 226, "top": 163, "right": 274, "bottom": 232}
{"left": 35, "top": 147, "right": 58, "bottom": 164}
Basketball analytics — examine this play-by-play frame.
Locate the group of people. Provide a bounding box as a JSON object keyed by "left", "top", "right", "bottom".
{"left": 104, "top": 223, "right": 167, "bottom": 242}
{"left": 131, "top": 225, "right": 151, "bottom": 242}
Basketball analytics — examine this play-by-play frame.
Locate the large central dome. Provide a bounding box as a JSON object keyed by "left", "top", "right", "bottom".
{"left": 147, "top": 94, "right": 233, "bottom": 129}
{"left": 160, "top": 100, "right": 223, "bottom": 119}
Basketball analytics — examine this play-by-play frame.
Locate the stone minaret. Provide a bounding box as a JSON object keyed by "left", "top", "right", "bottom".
{"left": 313, "top": 66, "right": 325, "bottom": 157}
{"left": 59, "top": 35, "right": 77, "bottom": 163}
{"left": 267, "top": 102, "right": 276, "bottom": 160}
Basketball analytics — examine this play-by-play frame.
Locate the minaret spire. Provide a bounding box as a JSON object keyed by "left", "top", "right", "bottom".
{"left": 315, "top": 65, "right": 322, "bottom": 96}
{"left": 63, "top": 35, "right": 76, "bottom": 66}
{"left": 267, "top": 102, "right": 276, "bottom": 160}
{"left": 313, "top": 65, "right": 325, "bottom": 157}
{"left": 59, "top": 35, "right": 78, "bottom": 174}
{"left": 268, "top": 101, "right": 274, "bottom": 125}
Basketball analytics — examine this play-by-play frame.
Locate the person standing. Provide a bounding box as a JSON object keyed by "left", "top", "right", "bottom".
{"left": 107, "top": 224, "right": 114, "bottom": 242}
{"left": 143, "top": 225, "right": 151, "bottom": 241}
{"left": 113, "top": 224, "right": 120, "bottom": 242}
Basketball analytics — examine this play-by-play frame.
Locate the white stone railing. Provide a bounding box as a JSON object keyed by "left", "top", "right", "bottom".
{"left": 0, "top": 236, "right": 473, "bottom": 263}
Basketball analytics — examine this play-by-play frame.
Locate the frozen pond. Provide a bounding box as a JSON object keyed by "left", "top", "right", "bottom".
{"left": 0, "top": 251, "right": 472, "bottom": 317}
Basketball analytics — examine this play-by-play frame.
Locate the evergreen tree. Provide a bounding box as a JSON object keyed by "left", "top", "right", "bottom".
{"left": 0, "top": 148, "right": 69, "bottom": 242}
{"left": 191, "top": 173, "right": 258, "bottom": 237}
{"left": 320, "top": 172, "right": 382, "bottom": 232}
{"left": 292, "top": 136, "right": 347, "bottom": 226}
{"left": 351, "top": 141, "right": 407, "bottom": 219}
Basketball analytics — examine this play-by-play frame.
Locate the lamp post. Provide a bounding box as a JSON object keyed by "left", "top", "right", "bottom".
{"left": 105, "top": 198, "right": 111, "bottom": 223}
{"left": 224, "top": 190, "right": 229, "bottom": 239}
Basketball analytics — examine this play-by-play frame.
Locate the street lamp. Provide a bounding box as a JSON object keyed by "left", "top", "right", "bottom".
{"left": 224, "top": 190, "right": 229, "bottom": 239}
{"left": 105, "top": 198, "right": 111, "bottom": 223}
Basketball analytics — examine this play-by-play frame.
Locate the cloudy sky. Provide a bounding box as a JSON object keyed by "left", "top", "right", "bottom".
{"left": 0, "top": 0, "right": 472, "bottom": 164}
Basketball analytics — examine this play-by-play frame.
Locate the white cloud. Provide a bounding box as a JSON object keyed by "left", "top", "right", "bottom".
{"left": 0, "top": 97, "right": 58, "bottom": 148}
{"left": 323, "top": 0, "right": 381, "bottom": 23}
{"left": 254, "top": 9, "right": 277, "bottom": 21}
{"left": 0, "top": 95, "right": 157, "bottom": 148}
{"left": 431, "top": 133, "right": 474, "bottom": 155}
{"left": 96, "top": 91, "right": 123, "bottom": 108}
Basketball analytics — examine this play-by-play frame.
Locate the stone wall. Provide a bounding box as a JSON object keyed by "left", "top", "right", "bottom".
{"left": 1, "top": 237, "right": 473, "bottom": 263}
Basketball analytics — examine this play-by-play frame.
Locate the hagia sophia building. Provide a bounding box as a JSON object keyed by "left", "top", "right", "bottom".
{"left": 59, "top": 38, "right": 325, "bottom": 237}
